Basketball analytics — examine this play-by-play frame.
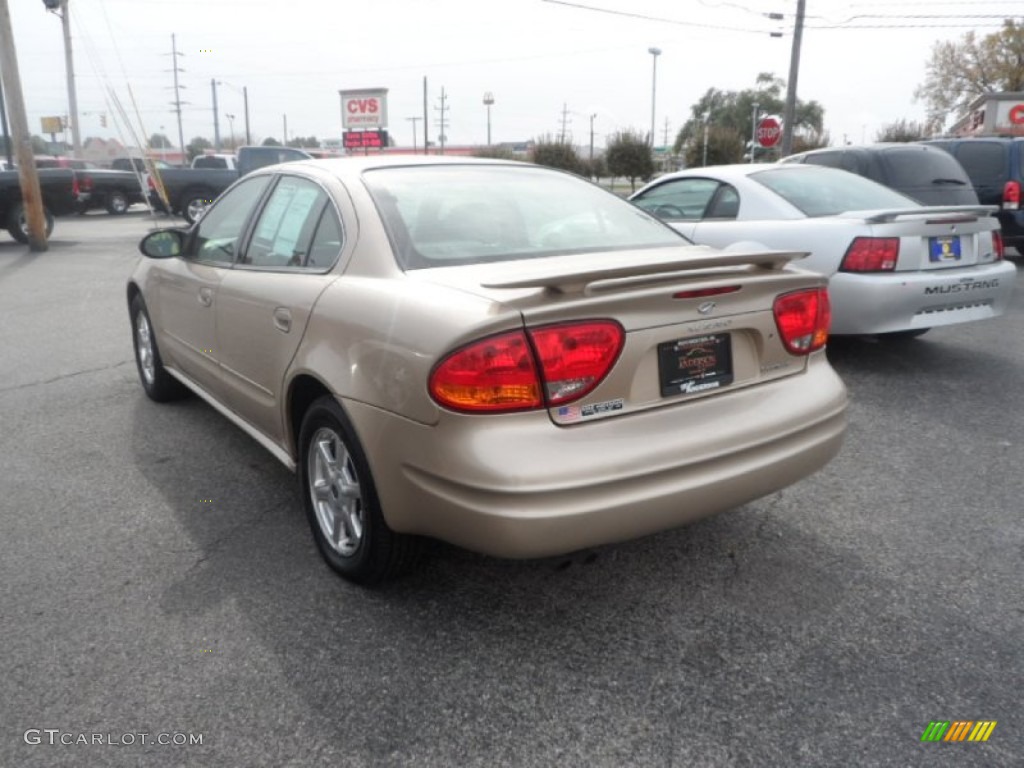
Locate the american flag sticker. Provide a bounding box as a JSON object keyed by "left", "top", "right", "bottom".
{"left": 556, "top": 405, "right": 582, "bottom": 422}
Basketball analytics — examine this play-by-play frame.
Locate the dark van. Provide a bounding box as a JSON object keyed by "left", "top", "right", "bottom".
{"left": 781, "top": 143, "right": 980, "bottom": 206}
{"left": 921, "top": 137, "right": 1024, "bottom": 253}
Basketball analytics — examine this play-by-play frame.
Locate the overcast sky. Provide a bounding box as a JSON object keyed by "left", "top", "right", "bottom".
{"left": 5, "top": 0, "right": 1019, "bottom": 153}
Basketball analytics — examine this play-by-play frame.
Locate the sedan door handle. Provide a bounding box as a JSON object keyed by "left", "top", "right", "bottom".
{"left": 198, "top": 287, "right": 213, "bottom": 307}
{"left": 273, "top": 307, "right": 292, "bottom": 333}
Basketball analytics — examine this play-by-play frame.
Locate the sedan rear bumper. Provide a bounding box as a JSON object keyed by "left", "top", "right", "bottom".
{"left": 345, "top": 357, "right": 847, "bottom": 559}
{"left": 828, "top": 260, "right": 1017, "bottom": 335}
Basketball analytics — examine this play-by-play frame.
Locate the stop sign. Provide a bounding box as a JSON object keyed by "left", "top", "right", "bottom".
{"left": 757, "top": 116, "right": 782, "bottom": 148}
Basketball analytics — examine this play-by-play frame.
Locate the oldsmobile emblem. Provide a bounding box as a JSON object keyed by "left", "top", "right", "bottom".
{"left": 697, "top": 301, "right": 716, "bottom": 315}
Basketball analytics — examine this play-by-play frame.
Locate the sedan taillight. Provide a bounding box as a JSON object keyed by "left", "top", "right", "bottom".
{"left": 773, "top": 288, "right": 831, "bottom": 355}
{"left": 993, "top": 229, "right": 1005, "bottom": 261}
{"left": 430, "top": 321, "right": 624, "bottom": 413}
{"left": 840, "top": 237, "right": 899, "bottom": 272}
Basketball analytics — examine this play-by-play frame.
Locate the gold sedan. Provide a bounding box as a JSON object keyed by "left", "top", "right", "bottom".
{"left": 128, "top": 157, "right": 847, "bottom": 584}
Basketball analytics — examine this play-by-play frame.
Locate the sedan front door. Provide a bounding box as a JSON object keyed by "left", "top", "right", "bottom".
{"left": 154, "top": 175, "right": 272, "bottom": 397}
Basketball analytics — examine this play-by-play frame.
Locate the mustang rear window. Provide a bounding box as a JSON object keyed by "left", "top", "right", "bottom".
{"left": 362, "top": 165, "right": 685, "bottom": 269}
{"left": 751, "top": 166, "right": 916, "bottom": 217}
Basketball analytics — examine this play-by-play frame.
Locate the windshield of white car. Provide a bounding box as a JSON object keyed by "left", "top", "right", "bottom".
{"left": 362, "top": 165, "right": 686, "bottom": 269}
{"left": 751, "top": 166, "right": 918, "bottom": 217}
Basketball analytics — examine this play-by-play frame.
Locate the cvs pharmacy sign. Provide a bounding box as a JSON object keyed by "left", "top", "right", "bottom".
{"left": 340, "top": 88, "right": 389, "bottom": 130}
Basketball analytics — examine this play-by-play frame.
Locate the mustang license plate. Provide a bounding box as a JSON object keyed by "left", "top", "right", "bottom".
{"left": 929, "top": 235, "right": 961, "bottom": 262}
{"left": 658, "top": 334, "right": 733, "bottom": 397}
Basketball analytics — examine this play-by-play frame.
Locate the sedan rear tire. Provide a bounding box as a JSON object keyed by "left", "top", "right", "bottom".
{"left": 298, "top": 396, "right": 422, "bottom": 584}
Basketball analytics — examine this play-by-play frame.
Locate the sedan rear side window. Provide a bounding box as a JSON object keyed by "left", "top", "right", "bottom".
{"left": 244, "top": 176, "right": 329, "bottom": 268}
{"left": 751, "top": 167, "right": 915, "bottom": 216}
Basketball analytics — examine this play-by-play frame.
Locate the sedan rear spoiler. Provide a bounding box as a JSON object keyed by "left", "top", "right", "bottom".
{"left": 848, "top": 205, "right": 999, "bottom": 224}
{"left": 480, "top": 247, "right": 806, "bottom": 293}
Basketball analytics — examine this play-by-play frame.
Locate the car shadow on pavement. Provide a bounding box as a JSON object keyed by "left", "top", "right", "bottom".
{"left": 124, "top": 386, "right": 1023, "bottom": 763}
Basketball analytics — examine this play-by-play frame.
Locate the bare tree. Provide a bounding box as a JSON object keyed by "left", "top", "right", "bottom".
{"left": 915, "top": 19, "right": 1024, "bottom": 131}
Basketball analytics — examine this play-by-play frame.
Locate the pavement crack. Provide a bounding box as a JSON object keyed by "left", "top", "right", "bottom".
{"left": 0, "top": 359, "right": 134, "bottom": 394}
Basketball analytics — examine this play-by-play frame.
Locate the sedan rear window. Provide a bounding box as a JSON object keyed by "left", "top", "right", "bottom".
{"left": 751, "top": 166, "right": 916, "bottom": 216}
{"left": 362, "top": 165, "right": 685, "bottom": 269}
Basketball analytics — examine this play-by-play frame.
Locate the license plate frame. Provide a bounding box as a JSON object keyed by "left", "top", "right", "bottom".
{"left": 657, "top": 333, "right": 734, "bottom": 398}
{"left": 929, "top": 234, "right": 961, "bottom": 263}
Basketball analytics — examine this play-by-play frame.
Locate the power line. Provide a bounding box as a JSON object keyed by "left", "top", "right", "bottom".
{"left": 541, "top": 0, "right": 772, "bottom": 34}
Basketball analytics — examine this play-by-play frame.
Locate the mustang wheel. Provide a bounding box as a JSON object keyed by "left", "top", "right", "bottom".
{"left": 298, "top": 396, "right": 421, "bottom": 584}
{"left": 129, "top": 295, "right": 189, "bottom": 402}
{"left": 106, "top": 190, "right": 129, "bottom": 215}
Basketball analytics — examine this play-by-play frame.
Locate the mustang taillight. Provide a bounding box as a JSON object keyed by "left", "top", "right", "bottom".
{"left": 429, "top": 321, "right": 624, "bottom": 413}
{"left": 840, "top": 237, "right": 899, "bottom": 272}
{"left": 993, "top": 229, "right": 1005, "bottom": 261}
{"left": 773, "top": 288, "right": 831, "bottom": 355}
{"left": 1003, "top": 181, "right": 1020, "bottom": 211}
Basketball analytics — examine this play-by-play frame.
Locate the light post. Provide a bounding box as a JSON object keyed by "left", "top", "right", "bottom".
{"left": 42, "top": 0, "right": 81, "bottom": 158}
{"left": 647, "top": 47, "right": 661, "bottom": 148}
{"left": 406, "top": 116, "right": 420, "bottom": 152}
{"left": 702, "top": 111, "right": 710, "bottom": 167}
{"left": 225, "top": 114, "right": 235, "bottom": 150}
{"left": 750, "top": 101, "right": 761, "bottom": 163}
{"left": 483, "top": 92, "right": 494, "bottom": 146}
{"left": 218, "top": 80, "right": 251, "bottom": 145}
{"left": 589, "top": 113, "right": 597, "bottom": 173}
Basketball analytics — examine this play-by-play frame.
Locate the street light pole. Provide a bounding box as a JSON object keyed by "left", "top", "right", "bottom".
{"left": 647, "top": 47, "right": 661, "bottom": 148}
{"left": 780, "top": 0, "right": 806, "bottom": 157}
{"left": 211, "top": 79, "right": 221, "bottom": 150}
{"left": 406, "top": 116, "right": 420, "bottom": 151}
{"left": 589, "top": 113, "right": 597, "bottom": 172}
{"left": 43, "top": 0, "right": 81, "bottom": 157}
{"left": 483, "top": 92, "right": 494, "bottom": 145}
{"left": 702, "top": 112, "right": 710, "bottom": 167}
{"left": 225, "top": 114, "right": 235, "bottom": 149}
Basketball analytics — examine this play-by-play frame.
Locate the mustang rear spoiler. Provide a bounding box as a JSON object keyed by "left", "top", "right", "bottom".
{"left": 481, "top": 247, "right": 807, "bottom": 294}
{"left": 848, "top": 205, "right": 999, "bottom": 224}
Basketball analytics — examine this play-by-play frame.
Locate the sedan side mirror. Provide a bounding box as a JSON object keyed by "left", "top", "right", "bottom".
{"left": 139, "top": 229, "right": 185, "bottom": 258}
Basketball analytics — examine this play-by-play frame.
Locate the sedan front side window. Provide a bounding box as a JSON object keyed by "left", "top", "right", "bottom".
{"left": 190, "top": 175, "right": 272, "bottom": 265}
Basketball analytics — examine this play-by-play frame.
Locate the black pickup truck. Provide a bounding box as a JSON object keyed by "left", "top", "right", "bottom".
{"left": 150, "top": 145, "right": 314, "bottom": 223}
{"left": 75, "top": 168, "right": 147, "bottom": 215}
{"left": 0, "top": 169, "right": 78, "bottom": 242}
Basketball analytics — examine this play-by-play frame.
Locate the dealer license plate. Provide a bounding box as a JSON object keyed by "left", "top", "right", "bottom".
{"left": 658, "top": 334, "right": 733, "bottom": 398}
{"left": 929, "top": 235, "right": 961, "bottom": 262}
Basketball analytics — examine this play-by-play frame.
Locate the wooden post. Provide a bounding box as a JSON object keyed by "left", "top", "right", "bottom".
{"left": 0, "top": 0, "right": 48, "bottom": 251}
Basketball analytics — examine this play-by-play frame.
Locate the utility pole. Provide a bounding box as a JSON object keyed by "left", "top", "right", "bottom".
{"left": 406, "top": 116, "right": 420, "bottom": 152}
{"left": 211, "top": 79, "right": 220, "bottom": 150}
{"left": 242, "top": 86, "right": 250, "bottom": 145}
{"left": 0, "top": 74, "right": 12, "bottom": 167}
{"left": 780, "top": 0, "right": 806, "bottom": 157}
{"left": 0, "top": 0, "right": 48, "bottom": 250}
{"left": 434, "top": 87, "right": 449, "bottom": 155}
{"left": 483, "top": 92, "right": 494, "bottom": 145}
{"left": 750, "top": 101, "right": 760, "bottom": 163}
{"left": 589, "top": 113, "right": 597, "bottom": 170}
{"left": 663, "top": 116, "right": 670, "bottom": 148}
{"left": 167, "top": 34, "right": 187, "bottom": 163}
{"left": 559, "top": 102, "right": 571, "bottom": 143}
{"left": 283, "top": 114, "right": 288, "bottom": 144}
{"left": 422, "top": 76, "right": 429, "bottom": 155}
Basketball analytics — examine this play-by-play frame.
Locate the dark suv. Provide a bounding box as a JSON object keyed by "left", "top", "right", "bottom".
{"left": 921, "top": 137, "right": 1024, "bottom": 253}
{"left": 781, "top": 143, "right": 980, "bottom": 206}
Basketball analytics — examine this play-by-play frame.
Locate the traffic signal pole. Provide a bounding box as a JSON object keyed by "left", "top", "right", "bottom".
{"left": 0, "top": 0, "right": 49, "bottom": 250}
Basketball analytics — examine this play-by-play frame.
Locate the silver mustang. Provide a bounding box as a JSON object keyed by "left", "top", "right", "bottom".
{"left": 631, "top": 163, "right": 1017, "bottom": 338}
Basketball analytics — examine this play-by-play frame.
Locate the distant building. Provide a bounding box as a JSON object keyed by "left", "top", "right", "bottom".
{"left": 950, "top": 92, "right": 1024, "bottom": 136}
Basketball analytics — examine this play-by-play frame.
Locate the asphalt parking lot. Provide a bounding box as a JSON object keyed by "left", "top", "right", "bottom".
{"left": 1, "top": 211, "right": 1022, "bottom": 767}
